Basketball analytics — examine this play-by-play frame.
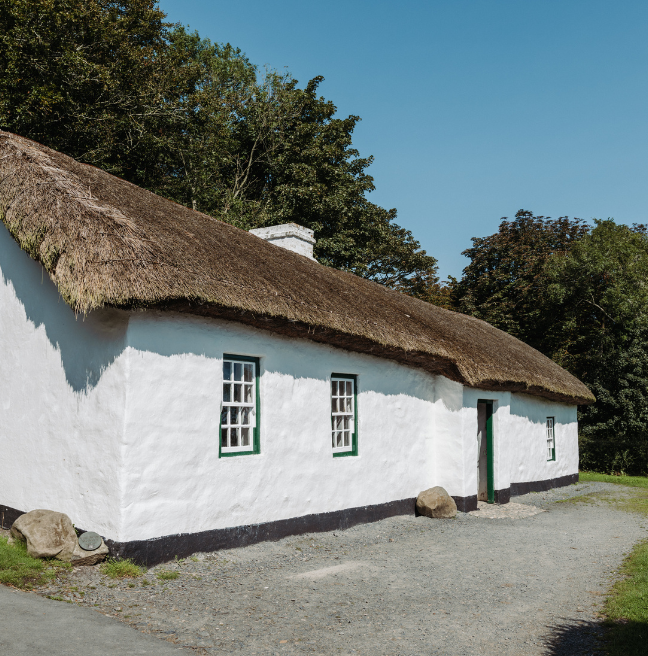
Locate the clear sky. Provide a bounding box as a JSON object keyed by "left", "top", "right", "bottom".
{"left": 158, "top": 0, "right": 648, "bottom": 280}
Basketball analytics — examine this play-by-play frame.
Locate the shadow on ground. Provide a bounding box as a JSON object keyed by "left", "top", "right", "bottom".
{"left": 546, "top": 618, "right": 648, "bottom": 656}
{"left": 545, "top": 619, "right": 605, "bottom": 656}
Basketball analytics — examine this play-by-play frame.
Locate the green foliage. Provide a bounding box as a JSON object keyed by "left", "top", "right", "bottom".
{"left": 156, "top": 569, "right": 179, "bottom": 580}
{"left": 100, "top": 558, "right": 144, "bottom": 579}
{"left": 604, "top": 539, "right": 648, "bottom": 656}
{"left": 0, "top": 0, "right": 175, "bottom": 178}
{"left": 0, "top": 0, "right": 439, "bottom": 301}
{"left": 547, "top": 221, "right": 648, "bottom": 474}
{"left": 450, "top": 209, "right": 589, "bottom": 355}
{"left": 0, "top": 536, "right": 67, "bottom": 589}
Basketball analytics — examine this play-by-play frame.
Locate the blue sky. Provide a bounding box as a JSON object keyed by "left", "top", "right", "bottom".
{"left": 158, "top": 0, "right": 648, "bottom": 280}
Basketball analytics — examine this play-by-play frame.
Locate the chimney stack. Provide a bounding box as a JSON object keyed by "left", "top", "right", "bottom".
{"left": 249, "top": 223, "right": 316, "bottom": 260}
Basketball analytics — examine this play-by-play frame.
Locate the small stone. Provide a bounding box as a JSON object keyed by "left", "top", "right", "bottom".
{"left": 416, "top": 487, "right": 457, "bottom": 519}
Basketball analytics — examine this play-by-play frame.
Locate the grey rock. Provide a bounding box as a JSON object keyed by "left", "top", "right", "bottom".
{"left": 10, "top": 509, "right": 108, "bottom": 565}
{"left": 416, "top": 486, "right": 457, "bottom": 518}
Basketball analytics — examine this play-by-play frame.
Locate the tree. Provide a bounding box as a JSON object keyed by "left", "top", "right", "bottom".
{"left": 0, "top": 0, "right": 179, "bottom": 179}
{"left": 546, "top": 221, "right": 648, "bottom": 474}
{"left": 0, "top": 1, "right": 440, "bottom": 301}
{"left": 450, "top": 209, "right": 589, "bottom": 355}
{"left": 454, "top": 215, "right": 648, "bottom": 474}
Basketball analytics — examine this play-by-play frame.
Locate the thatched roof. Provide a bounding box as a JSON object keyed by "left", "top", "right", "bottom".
{"left": 0, "top": 131, "right": 594, "bottom": 405}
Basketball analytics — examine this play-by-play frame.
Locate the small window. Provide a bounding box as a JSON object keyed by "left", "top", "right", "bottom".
{"left": 331, "top": 375, "right": 357, "bottom": 457}
{"left": 220, "top": 356, "right": 260, "bottom": 456}
{"left": 546, "top": 417, "right": 556, "bottom": 461}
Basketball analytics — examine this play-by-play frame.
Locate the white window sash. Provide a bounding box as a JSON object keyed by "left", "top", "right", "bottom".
{"left": 546, "top": 417, "right": 555, "bottom": 461}
{"left": 331, "top": 377, "right": 355, "bottom": 453}
{"left": 221, "top": 359, "right": 256, "bottom": 453}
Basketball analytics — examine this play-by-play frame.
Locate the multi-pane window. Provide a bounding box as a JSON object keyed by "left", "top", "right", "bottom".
{"left": 221, "top": 357, "right": 258, "bottom": 454}
{"left": 546, "top": 417, "right": 556, "bottom": 461}
{"left": 331, "top": 376, "right": 356, "bottom": 455}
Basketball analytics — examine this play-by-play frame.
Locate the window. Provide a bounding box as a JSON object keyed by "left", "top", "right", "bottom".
{"left": 331, "top": 374, "right": 358, "bottom": 457}
{"left": 220, "top": 355, "right": 260, "bottom": 456}
{"left": 546, "top": 417, "right": 555, "bottom": 461}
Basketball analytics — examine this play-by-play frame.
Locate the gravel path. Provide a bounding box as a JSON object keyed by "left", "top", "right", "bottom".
{"left": 30, "top": 482, "right": 648, "bottom": 655}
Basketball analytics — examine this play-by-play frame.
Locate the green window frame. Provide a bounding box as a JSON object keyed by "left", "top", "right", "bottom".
{"left": 219, "top": 354, "right": 261, "bottom": 458}
{"left": 331, "top": 374, "right": 358, "bottom": 457}
{"left": 546, "top": 417, "right": 556, "bottom": 461}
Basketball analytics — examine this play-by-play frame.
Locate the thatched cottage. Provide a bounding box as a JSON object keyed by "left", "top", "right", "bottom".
{"left": 0, "top": 132, "right": 594, "bottom": 563}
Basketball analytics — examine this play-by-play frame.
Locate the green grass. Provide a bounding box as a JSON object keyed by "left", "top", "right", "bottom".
{"left": 604, "top": 539, "right": 648, "bottom": 656}
{"left": 579, "top": 471, "right": 648, "bottom": 489}
{"left": 0, "top": 536, "right": 69, "bottom": 589}
{"left": 156, "top": 570, "right": 179, "bottom": 580}
{"left": 100, "top": 558, "right": 144, "bottom": 579}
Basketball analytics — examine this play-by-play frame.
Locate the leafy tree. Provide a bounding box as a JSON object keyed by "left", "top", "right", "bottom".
{"left": 454, "top": 215, "right": 648, "bottom": 474}
{"left": 0, "top": 0, "right": 440, "bottom": 300}
{"left": 450, "top": 209, "right": 589, "bottom": 355}
{"left": 546, "top": 221, "right": 648, "bottom": 474}
{"left": 0, "top": 0, "right": 178, "bottom": 178}
{"left": 576, "top": 326, "right": 648, "bottom": 475}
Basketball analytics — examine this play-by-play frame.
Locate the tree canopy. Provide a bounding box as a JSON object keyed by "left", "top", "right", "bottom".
{"left": 0, "top": 0, "right": 439, "bottom": 299}
{"left": 450, "top": 209, "right": 589, "bottom": 356}
{"left": 453, "top": 214, "right": 648, "bottom": 475}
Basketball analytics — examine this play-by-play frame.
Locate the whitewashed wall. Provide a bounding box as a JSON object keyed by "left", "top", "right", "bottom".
{"left": 120, "top": 312, "right": 437, "bottom": 542}
{"left": 0, "top": 223, "right": 127, "bottom": 537}
{"left": 1, "top": 220, "right": 579, "bottom": 545}
{"left": 508, "top": 393, "right": 578, "bottom": 484}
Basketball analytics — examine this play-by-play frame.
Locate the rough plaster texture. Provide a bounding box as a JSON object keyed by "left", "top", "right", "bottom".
{"left": 121, "top": 311, "right": 435, "bottom": 541}
{"left": 0, "top": 223, "right": 127, "bottom": 538}
{"left": 1, "top": 220, "right": 579, "bottom": 544}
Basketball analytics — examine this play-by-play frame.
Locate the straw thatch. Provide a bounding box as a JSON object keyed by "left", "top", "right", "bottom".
{"left": 0, "top": 131, "right": 594, "bottom": 405}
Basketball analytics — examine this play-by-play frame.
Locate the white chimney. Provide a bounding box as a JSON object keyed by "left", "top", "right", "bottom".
{"left": 249, "top": 223, "right": 316, "bottom": 260}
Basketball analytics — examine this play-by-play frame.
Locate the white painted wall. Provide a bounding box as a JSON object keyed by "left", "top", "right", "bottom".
{"left": 120, "top": 312, "right": 437, "bottom": 542}
{"left": 0, "top": 223, "right": 127, "bottom": 537}
{"left": 509, "top": 393, "right": 578, "bottom": 484}
{"left": 0, "top": 220, "right": 579, "bottom": 545}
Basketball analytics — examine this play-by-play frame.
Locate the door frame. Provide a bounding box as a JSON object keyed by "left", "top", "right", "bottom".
{"left": 478, "top": 399, "right": 495, "bottom": 504}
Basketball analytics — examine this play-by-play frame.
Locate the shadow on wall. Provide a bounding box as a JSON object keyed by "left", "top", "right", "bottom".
{"left": 0, "top": 222, "right": 128, "bottom": 393}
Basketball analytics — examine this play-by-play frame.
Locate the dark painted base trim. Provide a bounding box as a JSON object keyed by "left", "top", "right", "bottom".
{"left": 0, "top": 505, "right": 23, "bottom": 530}
{"left": 510, "top": 472, "right": 579, "bottom": 497}
{"left": 452, "top": 495, "right": 478, "bottom": 513}
{"left": 494, "top": 488, "right": 511, "bottom": 504}
{"left": 1, "top": 498, "right": 416, "bottom": 566}
{"left": 109, "top": 498, "right": 416, "bottom": 566}
{"left": 1, "top": 473, "right": 578, "bottom": 564}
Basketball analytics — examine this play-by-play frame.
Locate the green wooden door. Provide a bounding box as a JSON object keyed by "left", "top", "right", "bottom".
{"left": 478, "top": 400, "right": 495, "bottom": 504}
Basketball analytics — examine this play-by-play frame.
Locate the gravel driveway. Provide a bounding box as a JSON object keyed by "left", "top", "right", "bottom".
{"left": 34, "top": 482, "right": 648, "bottom": 655}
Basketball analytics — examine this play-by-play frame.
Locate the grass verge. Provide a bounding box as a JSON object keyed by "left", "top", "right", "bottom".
{"left": 100, "top": 558, "right": 144, "bottom": 579}
{"left": 604, "top": 539, "right": 648, "bottom": 656}
{"left": 0, "top": 536, "right": 69, "bottom": 589}
{"left": 579, "top": 471, "right": 648, "bottom": 489}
